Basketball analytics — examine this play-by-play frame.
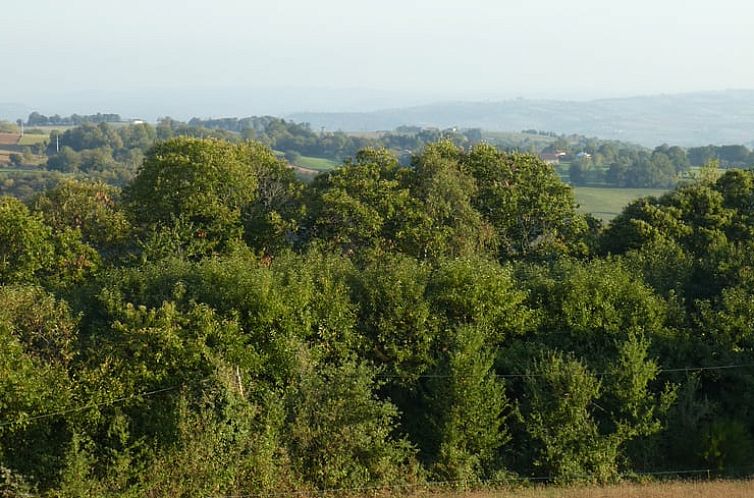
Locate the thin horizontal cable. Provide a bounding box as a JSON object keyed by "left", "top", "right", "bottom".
{"left": 0, "top": 381, "right": 204, "bottom": 428}
{"left": 372, "top": 362, "right": 754, "bottom": 380}
{"left": 4, "top": 363, "right": 753, "bottom": 428}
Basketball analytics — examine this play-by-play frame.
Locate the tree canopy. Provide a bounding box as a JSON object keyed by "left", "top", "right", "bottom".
{"left": 2, "top": 136, "right": 754, "bottom": 496}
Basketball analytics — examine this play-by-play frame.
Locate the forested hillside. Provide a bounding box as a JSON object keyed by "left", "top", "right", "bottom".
{"left": 3, "top": 137, "right": 754, "bottom": 497}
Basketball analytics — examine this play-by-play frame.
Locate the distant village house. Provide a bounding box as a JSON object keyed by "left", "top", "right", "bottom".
{"left": 540, "top": 151, "right": 566, "bottom": 164}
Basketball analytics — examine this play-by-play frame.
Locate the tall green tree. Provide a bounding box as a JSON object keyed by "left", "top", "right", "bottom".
{"left": 0, "top": 286, "right": 77, "bottom": 486}
{"left": 408, "top": 141, "right": 496, "bottom": 259}
{"left": 124, "top": 138, "right": 258, "bottom": 255}
{"left": 33, "top": 179, "right": 132, "bottom": 255}
{"left": 0, "top": 196, "right": 54, "bottom": 284}
{"left": 422, "top": 324, "right": 511, "bottom": 482}
{"left": 522, "top": 352, "right": 619, "bottom": 483}
{"left": 239, "top": 141, "right": 303, "bottom": 255}
{"left": 461, "top": 144, "right": 587, "bottom": 260}
{"left": 301, "top": 148, "right": 419, "bottom": 254}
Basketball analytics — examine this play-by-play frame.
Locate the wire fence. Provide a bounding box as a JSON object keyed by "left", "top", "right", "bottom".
{"left": 372, "top": 362, "right": 754, "bottom": 380}
{"left": 3, "top": 362, "right": 754, "bottom": 428}
{"left": 4, "top": 362, "right": 754, "bottom": 497}
{"left": 3, "top": 364, "right": 754, "bottom": 497}
{"left": 0, "top": 382, "right": 193, "bottom": 428}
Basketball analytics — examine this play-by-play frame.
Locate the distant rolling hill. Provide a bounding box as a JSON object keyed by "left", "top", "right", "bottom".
{"left": 289, "top": 90, "right": 754, "bottom": 147}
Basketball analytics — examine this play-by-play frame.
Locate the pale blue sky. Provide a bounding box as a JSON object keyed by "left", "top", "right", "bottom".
{"left": 1, "top": 0, "right": 752, "bottom": 116}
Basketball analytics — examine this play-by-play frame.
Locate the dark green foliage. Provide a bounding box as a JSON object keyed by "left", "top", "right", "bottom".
{"left": 350, "top": 252, "right": 433, "bottom": 378}
{"left": 27, "top": 112, "right": 122, "bottom": 127}
{"left": 33, "top": 179, "right": 132, "bottom": 254}
{"left": 0, "top": 195, "right": 100, "bottom": 289}
{"left": 422, "top": 324, "right": 511, "bottom": 481}
{"left": 124, "top": 137, "right": 258, "bottom": 254}
{"left": 0, "top": 285, "right": 78, "bottom": 366}
{"left": 287, "top": 360, "right": 416, "bottom": 489}
{"left": 461, "top": 143, "right": 588, "bottom": 260}
{"left": 302, "top": 148, "right": 419, "bottom": 254}
{"left": 409, "top": 142, "right": 497, "bottom": 258}
{"left": 569, "top": 159, "right": 589, "bottom": 185}
{"left": 240, "top": 142, "right": 303, "bottom": 254}
{"left": 507, "top": 260, "right": 675, "bottom": 477}
{"left": 522, "top": 352, "right": 619, "bottom": 483}
{"left": 518, "top": 259, "right": 668, "bottom": 359}
{"left": 427, "top": 256, "right": 534, "bottom": 341}
{"left": 0, "top": 286, "right": 76, "bottom": 486}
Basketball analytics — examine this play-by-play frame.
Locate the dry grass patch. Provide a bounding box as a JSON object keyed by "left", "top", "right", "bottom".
{"left": 0, "top": 133, "right": 20, "bottom": 145}
{"left": 395, "top": 480, "right": 754, "bottom": 498}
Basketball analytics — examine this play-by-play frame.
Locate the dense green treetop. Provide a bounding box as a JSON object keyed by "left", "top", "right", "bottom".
{"left": 32, "top": 179, "right": 131, "bottom": 253}
{"left": 461, "top": 143, "right": 587, "bottom": 259}
{"left": 0, "top": 196, "right": 54, "bottom": 284}
{"left": 302, "top": 148, "right": 418, "bottom": 254}
{"left": 124, "top": 137, "right": 259, "bottom": 253}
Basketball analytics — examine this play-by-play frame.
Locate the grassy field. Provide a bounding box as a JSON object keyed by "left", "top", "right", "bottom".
{"left": 18, "top": 134, "right": 48, "bottom": 145}
{"left": 482, "top": 131, "right": 559, "bottom": 145}
{"left": 296, "top": 155, "right": 340, "bottom": 171}
{"left": 0, "top": 167, "right": 48, "bottom": 174}
{"left": 574, "top": 186, "right": 668, "bottom": 222}
{"left": 24, "top": 125, "right": 76, "bottom": 134}
{"left": 0, "top": 149, "right": 48, "bottom": 166}
{"left": 345, "top": 131, "right": 386, "bottom": 139}
{"left": 395, "top": 480, "right": 754, "bottom": 498}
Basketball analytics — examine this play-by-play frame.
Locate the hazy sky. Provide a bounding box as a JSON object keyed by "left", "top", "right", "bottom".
{"left": 1, "top": 0, "right": 753, "bottom": 115}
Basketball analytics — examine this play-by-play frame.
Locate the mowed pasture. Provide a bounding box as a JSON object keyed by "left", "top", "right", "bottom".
{"left": 0, "top": 167, "right": 48, "bottom": 174}
{"left": 296, "top": 155, "right": 340, "bottom": 171}
{"left": 18, "top": 133, "right": 48, "bottom": 146}
{"left": 573, "top": 186, "right": 668, "bottom": 221}
{"left": 483, "top": 130, "right": 559, "bottom": 146}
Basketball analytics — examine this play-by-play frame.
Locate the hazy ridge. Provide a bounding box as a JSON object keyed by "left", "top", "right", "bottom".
{"left": 6, "top": 89, "right": 754, "bottom": 148}
{"left": 290, "top": 90, "right": 754, "bottom": 147}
